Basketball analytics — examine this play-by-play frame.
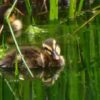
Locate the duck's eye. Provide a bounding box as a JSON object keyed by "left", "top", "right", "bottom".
{"left": 43, "top": 44, "right": 52, "bottom": 51}
{"left": 55, "top": 45, "right": 61, "bottom": 55}
{"left": 46, "top": 50, "right": 52, "bottom": 55}
{"left": 44, "top": 47, "right": 52, "bottom": 55}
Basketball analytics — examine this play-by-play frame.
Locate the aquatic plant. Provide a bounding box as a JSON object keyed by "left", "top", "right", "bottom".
{"left": 0, "top": 0, "right": 100, "bottom": 100}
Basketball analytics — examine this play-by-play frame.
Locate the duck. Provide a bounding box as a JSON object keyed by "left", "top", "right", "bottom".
{"left": 0, "top": 38, "right": 65, "bottom": 85}
{"left": 0, "top": 5, "right": 23, "bottom": 44}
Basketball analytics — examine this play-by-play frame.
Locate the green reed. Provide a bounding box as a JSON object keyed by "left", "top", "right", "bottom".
{"left": 0, "top": 1, "right": 100, "bottom": 100}
{"left": 77, "top": 0, "right": 84, "bottom": 16}
{"left": 24, "top": 0, "right": 31, "bottom": 16}
{"left": 5, "top": 0, "right": 34, "bottom": 78}
{"left": 24, "top": 0, "right": 35, "bottom": 24}
{"left": 50, "top": 0, "right": 58, "bottom": 21}
{"left": 69, "top": 0, "right": 77, "bottom": 18}
{"left": 1, "top": 17, "right": 100, "bottom": 100}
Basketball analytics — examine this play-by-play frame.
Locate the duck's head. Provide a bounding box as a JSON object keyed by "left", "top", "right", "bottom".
{"left": 4, "top": 8, "right": 23, "bottom": 32}
{"left": 42, "top": 38, "right": 60, "bottom": 60}
{"left": 42, "top": 38, "right": 65, "bottom": 66}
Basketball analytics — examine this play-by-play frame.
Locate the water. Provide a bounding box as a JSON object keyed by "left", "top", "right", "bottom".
{"left": 0, "top": 9, "right": 100, "bottom": 100}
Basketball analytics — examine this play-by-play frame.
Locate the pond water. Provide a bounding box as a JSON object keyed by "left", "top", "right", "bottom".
{"left": 0, "top": 3, "right": 100, "bottom": 100}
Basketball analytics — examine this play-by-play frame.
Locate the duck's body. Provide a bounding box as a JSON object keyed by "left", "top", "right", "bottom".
{"left": 0, "top": 46, "right": 42, "bottom": 68}
{"left": 0, "top": 38, "right": 65, "bottom": 85}
{"left": 0, "top": 46, "right": 64, "bottom": 68}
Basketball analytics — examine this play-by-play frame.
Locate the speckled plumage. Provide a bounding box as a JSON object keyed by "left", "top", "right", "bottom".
{"left": 0, "top": 38, "right": 65, "bottom": 85}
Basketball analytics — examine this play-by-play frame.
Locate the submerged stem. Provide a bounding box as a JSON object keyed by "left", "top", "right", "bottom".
{"left": 4, "top": 79, "right": 19, "bottom": 100}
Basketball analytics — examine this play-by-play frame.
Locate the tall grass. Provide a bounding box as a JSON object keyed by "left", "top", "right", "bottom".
{"left": 24, "top": 0, "right": 35, "bottom": 24}
{"left": 69, "top": 0, "right": 77, "bottom": 18}
{"left": 0, "top": 16, "right": 100, "bottom": 100}
{"left": 24, "top": 0, "right": 31, "bottom": 16}
{"left": 49, "top": 0, "right": 58, "bottom": 21}
{"left": 0, "top": 0, "right": 100, "bottom": 100}
{"left": 77, "top": 0, "right": 84, "bottom": 16}
{"left": 5, "top": 0, "right": 34, "bottom": 78}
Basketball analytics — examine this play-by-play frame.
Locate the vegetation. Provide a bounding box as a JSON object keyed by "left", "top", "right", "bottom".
{"left": 0, "top": 0, "right": 100, "bottom": 100}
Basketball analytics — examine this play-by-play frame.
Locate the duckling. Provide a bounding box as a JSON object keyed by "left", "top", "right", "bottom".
{"left": 0, "top": 6, "right": 23, "bottom": 44}
{"left": 4, "top": 8, "right": 23, "bottom": 43}
{"left": 42, "top": 38, "right": 65, "bottom": 67}
{"left": 0, "top": 38, "right": 65, "bottom": 85}
{"left": 41, "top": 38, "right": 65, "bottom": 85}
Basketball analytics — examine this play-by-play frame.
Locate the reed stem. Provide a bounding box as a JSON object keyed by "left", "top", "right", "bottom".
{"left": 5, "top": 0, "right": 34, "bottom": 78}
{"left": 50, "top": 0, "right": 58, "bottom": 21}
